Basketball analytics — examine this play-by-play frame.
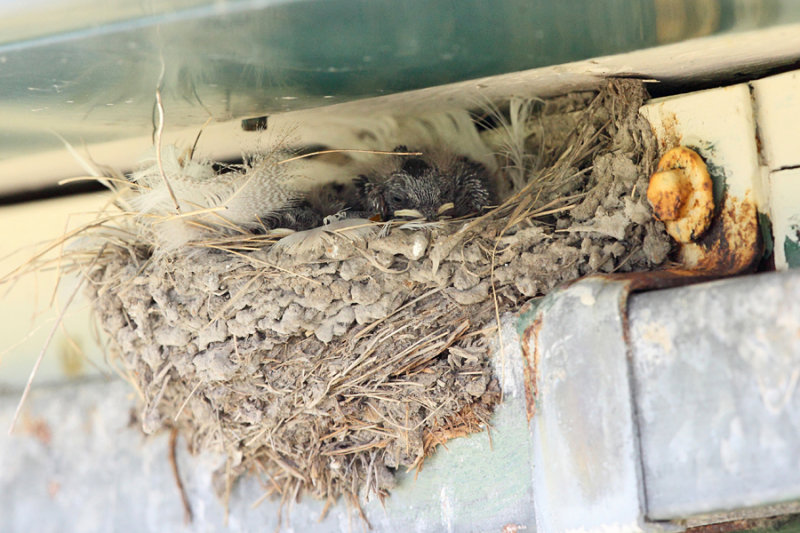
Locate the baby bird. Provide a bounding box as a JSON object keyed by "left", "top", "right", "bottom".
{"left": 263, "top": 146, "right": 494, "bottom": 232}
{"left": 261, "top": 180, "right": 365, "bottom": 231}
{"left": 355, "top": 146, "right": 493, "bottom": 222}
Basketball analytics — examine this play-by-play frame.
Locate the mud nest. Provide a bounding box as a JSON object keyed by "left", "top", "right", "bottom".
{"left": 83, "top": 79, "right": 670, "bottom": 512}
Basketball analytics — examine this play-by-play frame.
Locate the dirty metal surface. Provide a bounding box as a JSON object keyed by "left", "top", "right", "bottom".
{"left": 524, "top": 278, "right": 662, "bottom": 532}
{"left": 628, "top": 269, "right": 800, "bottom": 520}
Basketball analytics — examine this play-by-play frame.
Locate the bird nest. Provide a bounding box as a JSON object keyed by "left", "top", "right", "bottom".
{"left": 78, "top": 79, "right": 669, "bottom": 517}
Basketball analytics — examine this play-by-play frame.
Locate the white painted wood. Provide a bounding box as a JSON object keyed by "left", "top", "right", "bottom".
{"left": 769, "top": 168, "right": 800, "bottom": 270}
{"left": 752, "top": 70, "right": 800, "bottom": 171}
{"left": 640, "top": 83, "right": 764, "bottom": 208}
{"left": 752, "top": 71, "right": 800, "bottom": 270}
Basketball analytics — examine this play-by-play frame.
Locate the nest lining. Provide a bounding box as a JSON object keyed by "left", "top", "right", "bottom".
{"left": 83, "top": 79, "right": 670, "bottom": 514}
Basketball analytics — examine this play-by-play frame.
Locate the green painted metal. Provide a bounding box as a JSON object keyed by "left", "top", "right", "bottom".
{"left": 784, "top": 235, "right": 800, "bottom": 268}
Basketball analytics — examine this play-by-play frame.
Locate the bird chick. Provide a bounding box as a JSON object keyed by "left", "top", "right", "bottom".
{"left": 261, "top": 180, "right": 363, "bottom": 231}
{"left": 355, "top": 146, "right": 492, "bottom": 222}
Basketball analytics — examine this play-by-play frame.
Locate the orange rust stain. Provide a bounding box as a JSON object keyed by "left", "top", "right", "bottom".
{"left": 679, "top": 192, "right": 761, "bottom": 275}
{"left": 591, "top": 192, "right": 759, "bottom": 290}
{"left": 520, "top": 317, "right": 543, "bottom": 421}
{"left": 656, "top": 112, "right": 683, "bottom": 151}
{"left": 755, "top": 130, "right": 763, "bottom": 156}
{"left": 22, "top": 415, "right": 52, "bottom": 446}
{"left": 686, "top": 520, "right": 751, "bottom": 533}
{"left": 593, "top": 269, "right": 718, "bottom": 292}
{"left": 648, "top": 175, "right": 689, "bottom": 221}
{"left": 417, "top": 380, "right": 500, "bottom": 471}
{"left": 47, "top": 481, "right": 61, "bottom": 498}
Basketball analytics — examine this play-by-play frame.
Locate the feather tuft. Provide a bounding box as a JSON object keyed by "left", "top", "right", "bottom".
{"left": 273, "top": 218, "right": 376, "bottom": 255}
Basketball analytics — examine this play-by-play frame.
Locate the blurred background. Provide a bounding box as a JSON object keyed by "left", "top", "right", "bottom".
{"left": 2, "top": 0, "right": 800, "bottom": 192}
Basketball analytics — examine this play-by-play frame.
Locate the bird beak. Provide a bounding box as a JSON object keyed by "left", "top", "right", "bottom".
{"left": 394, "top": 203, "right": 454, "bottom": 221}
{"left": 394, "top": 208, "right": 425, "bottom": 219}
{"left": 437, "top": 202, "right": 455, "bottom": 216}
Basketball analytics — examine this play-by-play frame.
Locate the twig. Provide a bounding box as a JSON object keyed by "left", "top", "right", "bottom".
{"left": 348, "top": 493, "right": 373, "bottom": 531}
{"left": 189, "top": 115, "right": 214, "bottom": 161}
{"left": 277, "top": 148, "right": 422, "bottom": 166}
{"left": 58, "top": 175, "right": 148, "bottom": 189}
{"left": 490, "top": 238, "right": 507, "bottom": 403}
{"left": 49, "top": 130, "right": 103, "bottom": 180}
{"left": 353, "top": 287, "right": 442, "bottom": 341}
{"left": 8, "top": 245, "right": 105, "bottom": 435}
{"left": 206, "top": 246, "right": 321, "bottom": 285}
{"left": 169, "top": 428, "right": 194, "bottom": 524}
{"left": 0, "top": 213, "right": 125, "bottom": 285}
{"left": 174, "top": 380, "right": 203, "bottom": 421}
{"left": 154, "top": 60, "right": 181, "bottom": 213}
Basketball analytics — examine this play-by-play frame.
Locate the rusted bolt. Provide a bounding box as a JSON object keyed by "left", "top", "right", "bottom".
{"left": 647, "top": 146, "right": 714, "bottom": 243}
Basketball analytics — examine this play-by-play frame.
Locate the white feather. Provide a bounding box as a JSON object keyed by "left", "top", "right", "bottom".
{"left": 480, "top": 97, "right": 541, "bottom": 193}
{"left": 129, "top": 145, "right": 217, "bottom": 214}
{"left": 126, "top": 106, "right": 501, "bottom": 250}
{"left": 128, "top": 145, "right": 317, "bottom": 249}
{"left": 273, "top": 218, "right": 376, "bottom": 256}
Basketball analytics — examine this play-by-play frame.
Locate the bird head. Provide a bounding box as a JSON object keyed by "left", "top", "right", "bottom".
{"left": 357, "top": 150, "right": 459, "bottom": 222}
{"left": 382, "top": 170, "right": 444, "bottom": 221}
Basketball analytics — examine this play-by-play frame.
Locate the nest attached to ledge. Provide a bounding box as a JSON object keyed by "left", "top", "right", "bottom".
{"left": 80, "top": 79, "right": 669, "bottom": 516}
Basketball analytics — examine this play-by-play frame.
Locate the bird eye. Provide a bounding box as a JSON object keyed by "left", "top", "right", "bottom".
{"left": 390, "top": 193, "right": 404, "bottom": 204}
